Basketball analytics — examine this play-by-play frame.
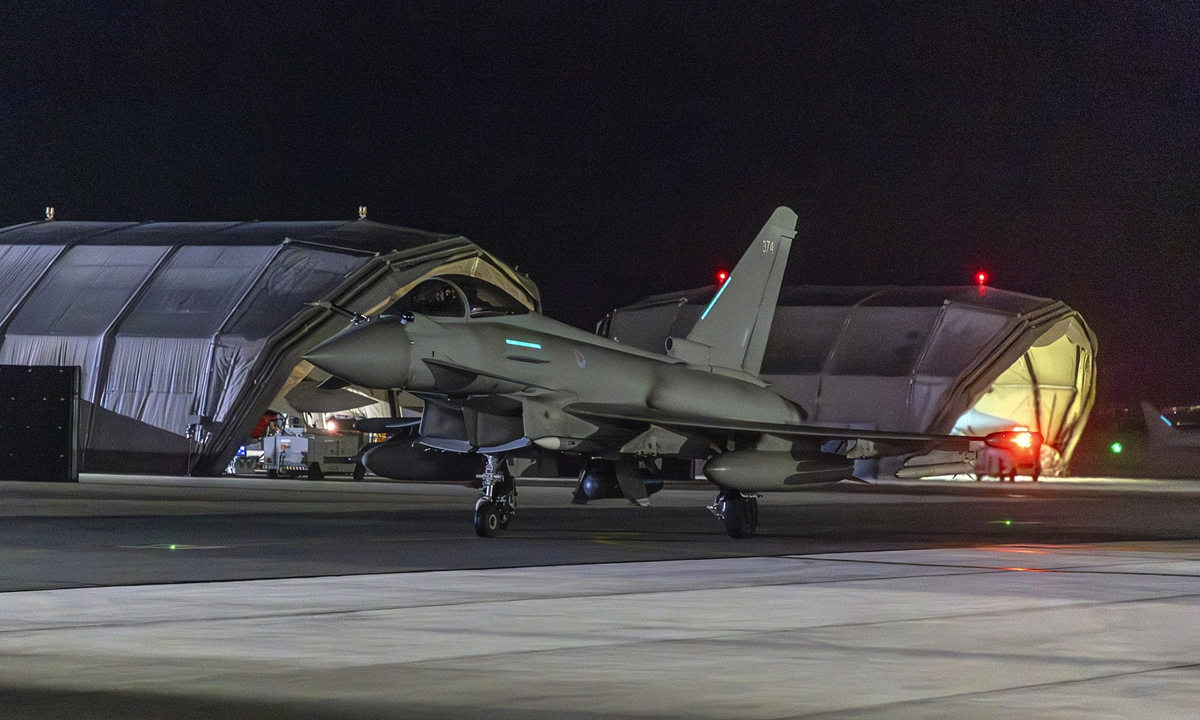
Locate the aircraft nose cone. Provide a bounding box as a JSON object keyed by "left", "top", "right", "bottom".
{"left": 304, "top": 318, "right": 411, "bottom": 389}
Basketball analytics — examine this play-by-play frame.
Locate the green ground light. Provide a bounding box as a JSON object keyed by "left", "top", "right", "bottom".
{"left": 1111, "top": 442, "right": 1123, "bottom": 454}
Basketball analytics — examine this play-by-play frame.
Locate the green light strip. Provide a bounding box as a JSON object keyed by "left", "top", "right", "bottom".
{"left": 505, "top": 339, "right": 542, "bottom": 350}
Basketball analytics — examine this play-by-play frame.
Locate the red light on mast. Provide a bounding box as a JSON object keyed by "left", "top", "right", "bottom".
{"left": 716, "top": 270, "right": 729, "bottom": 285}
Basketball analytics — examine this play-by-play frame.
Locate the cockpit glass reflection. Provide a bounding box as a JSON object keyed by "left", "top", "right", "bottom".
{"left": 383, "top": 276, "right": 528, "bottom": 319}
{"left": 391, "top": 279, "right": 467, "bottom": 318}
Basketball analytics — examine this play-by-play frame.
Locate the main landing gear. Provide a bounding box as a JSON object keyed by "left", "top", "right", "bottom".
{"left": 709, "top": 489, "right": 759, "bottom": 538}
{"left": 474, "top": 455, "right": 515, "bottom": 538}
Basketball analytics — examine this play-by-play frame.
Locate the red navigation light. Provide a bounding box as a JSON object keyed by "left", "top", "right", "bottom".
{"left": 716, "top": 270, "right": 729, "bottom": 285}
{"left": 975, "top": 270, "right": 989, "bottom": 286}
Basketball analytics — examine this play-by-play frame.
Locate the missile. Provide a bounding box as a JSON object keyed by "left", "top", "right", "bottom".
{"left": 703, "top": 450, "right": 854, "bottom": 491}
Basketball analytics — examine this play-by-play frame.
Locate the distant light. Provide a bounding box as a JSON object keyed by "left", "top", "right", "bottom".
{"left": 169, "top": 544, "right": 177, "bottom": 550}
{"left": 1111, "top": 442, "right": 1123, "bottom": 454}
{"left": 975, "top": 270, "right": 989, "bottom": 285}
{"left": 1004, "top": 520, "right": 1012, "bottom": 526}
{"left": 325, "top": 418, "right": 338, "bottom": 432}
{"left": 505, "top": 339, "right": 542, "bottom": 350}
{"left": 716, "top": 270, "right": 729, "bottom": 285}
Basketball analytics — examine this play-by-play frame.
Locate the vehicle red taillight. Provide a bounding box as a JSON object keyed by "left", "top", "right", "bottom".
{"left": 985, "top": 429, "right": 1043, "bottom": 458}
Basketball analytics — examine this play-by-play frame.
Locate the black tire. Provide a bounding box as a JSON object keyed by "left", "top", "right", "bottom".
{"left": 474, "top": 501, "right": 501, "bottom": 538}
{"left": 721, "top": 492, "right": 759, "bottom": 539}
{"left": 307, "top": 462, "right": 324, "bottom": 482}
{"left": 266, "top": 468, "right": 278, "bottom": 478}
{"left": 497, "top": 505, "right": 513, "bottom": 530}
{"left": 352, "top": 463, "right": 366, "bottom": 481}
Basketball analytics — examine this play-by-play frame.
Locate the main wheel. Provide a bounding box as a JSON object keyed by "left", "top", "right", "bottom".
{"left": 720, "top": 492, "right": 759, "bottom": 538}
{"left": 352, "top": 462, "right": 366, "bottom": 481}
{"left": 307, "top": 462, "right": 324, "bottom": 482}
{"left": 474, "top": 501, "right": 501, "bottom": 538}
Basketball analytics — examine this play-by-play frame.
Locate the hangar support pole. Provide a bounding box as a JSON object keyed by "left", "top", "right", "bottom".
{"left": 184, "top": 244, "right": 286, "bottom": 475}
{"left": 925, "top": 303, "right": 1070, "bottom": 434}
{"left": 85, "top": 246, "right": 180, "bottom": 469}
{"left": 198, "top": 245, "right": 285, "bottom": 422}
{"left": 0, "top": 225, "right": 141, "bottom": 472}
{"left": 905, "top": 300, "right": 953, "bottom": 419}
{"left": 1023, "top": 353, "right": 1044, "bottom": 438}
{"left": 812, "top": 289, "right": 884, "bottom": 421}
{"left": 192, "top": 245, "right": 407, "bottom": 474}
{"left": 0, "top": 219, "right": 130, "bottom": 335}
{"left": 0, "top": 245, "right": 71, "bottom": 336}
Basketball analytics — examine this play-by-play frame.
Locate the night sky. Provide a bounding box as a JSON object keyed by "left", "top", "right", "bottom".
{"left": 3, "top": 2, "right": 1199, "bottom": 407}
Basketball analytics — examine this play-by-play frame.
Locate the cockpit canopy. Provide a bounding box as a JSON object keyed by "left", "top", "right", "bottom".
{"left": 385, "top": 275, "right": 530, "bottom": 319}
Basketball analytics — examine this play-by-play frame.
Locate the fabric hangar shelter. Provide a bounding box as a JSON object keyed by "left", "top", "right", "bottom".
{"left": 0, "top": 219, "right": 539, "bottom": 475}
{"left": 601, "top": 285, "right": 1097, "bottom": 476}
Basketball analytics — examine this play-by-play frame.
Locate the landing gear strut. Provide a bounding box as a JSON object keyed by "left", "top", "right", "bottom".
{"left": 709, "top": 489, "right": 759, "bottom": 538}
{"left": 474, "top": 455, "right": 515, "bottom": 538}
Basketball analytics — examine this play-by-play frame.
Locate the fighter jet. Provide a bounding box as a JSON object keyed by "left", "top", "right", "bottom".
{"left": 1135, "top": 400, "right": 1200, "bottom": 477}
{"left": 306, "top": 208, "right": 1038, "bottom": 537}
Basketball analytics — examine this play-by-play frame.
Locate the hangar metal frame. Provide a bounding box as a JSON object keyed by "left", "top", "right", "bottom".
{"left": 0, "top": 219, "right": 538, "bottom": 475}
{"left": 603, "top": 284, "right": 1097, "bottom": 474}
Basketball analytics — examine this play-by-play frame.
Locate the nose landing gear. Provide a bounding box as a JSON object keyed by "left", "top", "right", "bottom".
{"left": 709, "top": 490, "right": 759, "bottom": 538}
{"left": 474, "top": 455, "right": 515, "bottom": 538}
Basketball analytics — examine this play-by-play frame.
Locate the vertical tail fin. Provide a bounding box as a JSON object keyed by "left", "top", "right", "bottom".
{"left": 668, "top": 207, "right": 796, "bottom": 376}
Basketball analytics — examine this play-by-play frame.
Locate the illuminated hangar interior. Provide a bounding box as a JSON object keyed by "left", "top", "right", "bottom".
{"left": 602, "top": 285, "right": 1097, "bottom": 475}
{"left": 0, "top": 219, "right": 538, "bottom": 475}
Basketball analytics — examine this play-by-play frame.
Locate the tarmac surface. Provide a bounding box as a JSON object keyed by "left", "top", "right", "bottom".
{"left": 1, "top": 473, "right": 1199, "bottom": 718}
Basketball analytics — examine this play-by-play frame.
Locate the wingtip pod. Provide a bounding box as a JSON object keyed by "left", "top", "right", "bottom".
{"left": 675, "top": 206, "right": 797, "bottom": 376}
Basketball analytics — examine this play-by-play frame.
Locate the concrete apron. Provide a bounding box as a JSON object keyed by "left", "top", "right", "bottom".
{"left": 0, "top": 543, "right": 1197, "bottom": 719}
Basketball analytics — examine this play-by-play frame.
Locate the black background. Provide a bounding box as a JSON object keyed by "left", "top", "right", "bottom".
{"left": 3, "top": 2, "right": 1198, "bottom": 408}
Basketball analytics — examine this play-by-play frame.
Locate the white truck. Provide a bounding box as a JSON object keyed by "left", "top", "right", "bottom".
{"left": 260, "top": 420, "right": 365, "bottom": 481}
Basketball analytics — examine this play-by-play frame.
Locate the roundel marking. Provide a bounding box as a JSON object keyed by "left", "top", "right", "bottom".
{"left": 574, "top": 349, "right": 587, "bottom": 369}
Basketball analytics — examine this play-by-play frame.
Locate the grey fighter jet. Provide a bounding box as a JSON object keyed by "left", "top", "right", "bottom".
{"left": 306, "top": 208, "right": 1037, "bottom": 537}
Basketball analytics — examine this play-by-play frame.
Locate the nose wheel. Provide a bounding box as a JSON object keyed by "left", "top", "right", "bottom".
{"left": 474, "top": 455, "right": 515, "bottom": 538}
{"left": 709, "top": 490, "right": 759, "bottom": 538}
{"left": 474, "top": 500, "right": 513, "bottom": 537}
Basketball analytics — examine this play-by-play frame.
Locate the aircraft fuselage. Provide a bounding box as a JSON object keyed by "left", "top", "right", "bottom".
{"left": 306, "top": 310, "right": 804, "bottom": 451}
